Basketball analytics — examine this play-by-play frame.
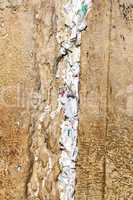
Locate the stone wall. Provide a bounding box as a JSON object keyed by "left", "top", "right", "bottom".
{"left": 0, "top": 1, "right": 133, "bottom": 200}
{"left": 76, "top": 1, "right": 133, "bottom": 199}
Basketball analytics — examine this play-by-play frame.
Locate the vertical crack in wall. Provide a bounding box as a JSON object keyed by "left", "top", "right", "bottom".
{"left": 103, "top": 1, "right": 113, "bottom": 199}
{"left": 56, "top": 1, "right": 92, "bottom": 199}
{"left": 26, "top": 1, "right": 92, "bottom": 200}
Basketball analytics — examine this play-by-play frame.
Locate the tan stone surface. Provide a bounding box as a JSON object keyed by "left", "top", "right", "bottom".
{"left": 105, "top": 1, "right": 133, "bottom": 199}
{"left": 0, "top": 1, "right": 133, "bottom": 200}
{"left": 76, "top": 1, "right": 133, "bottom": 199}
{"left": 76, "top": 2, "right": 109, "bottom": 199}
{"left": 0, "top": 2, "right": 35, "bottom": 200}
{"left": 0, "top": 1, "right": 64, "bottom": 199}
{"left": 27, "top": 1, "right": 64, "bottom": 200}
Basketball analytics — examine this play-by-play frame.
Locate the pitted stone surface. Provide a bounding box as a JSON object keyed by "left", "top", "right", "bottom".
{"left": 0, "top": 1, "right": 133, "bottom": 200}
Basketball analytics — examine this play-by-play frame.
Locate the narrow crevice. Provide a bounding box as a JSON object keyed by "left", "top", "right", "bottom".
{"left": 25, "top": 5, "right": 43, "bottom": 199}
{"left": 25, "top": 121, "right": 35, "bottom": 198}
{"left": 102, "top": 0, "right": 113, "bottom": 199}
{"left": 57, "top": 1, "right": 92, "bottom": 199}
{"left": 24, "top": 5, "right": 42, "bottom": 199}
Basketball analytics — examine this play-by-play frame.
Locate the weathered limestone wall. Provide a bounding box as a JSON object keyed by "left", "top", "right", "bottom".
{"left": 0, "top": 2, "right": 35, "bottom": 200}
{"left": 0, "top": 1, "right": 63, "bottom": 199}
{"left": 76, "top": 1, "right": 133, "bottom": 199}
{"left": 0, "top": 1, "right": 133, "bottom": 200}
{"left": 76, "top": 1, "right": 109, "bottom": 199}
{"left": 27, "top": 1, "right": 63, "bottom": 199}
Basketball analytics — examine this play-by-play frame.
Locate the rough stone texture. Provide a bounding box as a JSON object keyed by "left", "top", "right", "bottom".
{"left": 105, "top": 1, "right": 133, "bottom": 199}
{"left": 76, "top": 1, "right": 133, "bottom": 200}
{"left": 0, "top": 1, "right": 63, "bottom": 200}
{"left": 0, "top": 2, "right": 35, "bottom": 200}
{"left": 76, "top": 2, "right": 109, "bottom": 199}
{"left": 0, "top": 1, "right": 133, "bottom": 200}
{"left": 27, "top": 1, "right": 61, "bottom": 199}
